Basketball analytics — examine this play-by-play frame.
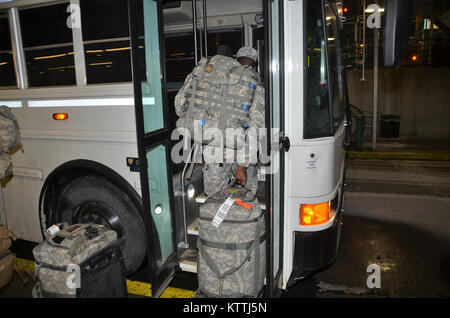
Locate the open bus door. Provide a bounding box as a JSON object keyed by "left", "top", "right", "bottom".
{"left": 128, "top": 0, "right": 178, "bottom": 297}
{"left": 129, "top": 0, "right": 286, "bottom": 298}
{"left": 263, "top": 0, "right": 285, "bottom": 297}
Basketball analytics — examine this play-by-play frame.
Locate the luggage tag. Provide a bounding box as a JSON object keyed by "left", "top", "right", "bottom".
{"left": 212, "top": 197, "right": 236, "bottom": 228}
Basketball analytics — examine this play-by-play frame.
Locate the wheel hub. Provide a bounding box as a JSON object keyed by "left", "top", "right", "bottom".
{"left": 75, "top": 202, "right": 125, "bottom": 238}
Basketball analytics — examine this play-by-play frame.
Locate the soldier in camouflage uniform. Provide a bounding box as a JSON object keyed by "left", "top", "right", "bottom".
{"left": 174, "top": 46, "right": 265, "bottom": 199}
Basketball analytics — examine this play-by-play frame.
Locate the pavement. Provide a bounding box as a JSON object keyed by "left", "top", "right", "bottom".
{"left": 1, "top": 138, "right": 449, "bottom": 298}
{"left": 346, "top": 137, "right": 450, "bottom": 161}
{"left": 284, "top": 151, "right": 450, "bottom": 298}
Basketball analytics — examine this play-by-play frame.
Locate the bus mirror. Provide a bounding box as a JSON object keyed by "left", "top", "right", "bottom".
{"left": 384, "top": 0, "right": 413, "bottom": 68}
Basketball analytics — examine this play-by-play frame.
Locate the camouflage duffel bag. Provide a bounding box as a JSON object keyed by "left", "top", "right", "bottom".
{"left": 0, "top": 226, "right": 16, "bottom": 289}
{"left": 32, "top": 223, "right": 127, "bottom": 298}
{"left": 197, "top": 190, "right": 266, "bottom": 297}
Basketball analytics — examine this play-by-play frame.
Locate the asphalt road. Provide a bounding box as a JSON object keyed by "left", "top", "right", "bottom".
{"left": 283, "top": 159, "right": 450, "bottom": 298}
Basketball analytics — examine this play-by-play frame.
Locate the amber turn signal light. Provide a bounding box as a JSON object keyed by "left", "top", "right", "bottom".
{"left": 53, "top": 113, "right": 68, "bottom": 120}
{"left": 300, "top": 202, "right": 330, "bottom": 226}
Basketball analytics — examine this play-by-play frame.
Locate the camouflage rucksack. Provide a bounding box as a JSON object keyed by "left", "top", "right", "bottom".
{"left": 0, "top": 226, "right": 16, "bottom": 289}
{"left": 32, "top": 223, "right": 127, "bottom": 298}
{"left": 174, "top": 55, "right": 260, "bottom": 148}
{"left": 196, "top": 188, "right": 266, "bottom": 297}
{"left": 0, "top": 106, "right": 21, "bottom": 150}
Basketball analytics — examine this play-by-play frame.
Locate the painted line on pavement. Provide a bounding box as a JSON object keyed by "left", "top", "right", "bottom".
{"left": 15, "top": 258, "right": 195, "bottom": 298}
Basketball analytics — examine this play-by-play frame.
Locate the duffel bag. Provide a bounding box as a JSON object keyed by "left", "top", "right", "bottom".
{"left": 197, "top": 189, "right": 265, "bottom": 297}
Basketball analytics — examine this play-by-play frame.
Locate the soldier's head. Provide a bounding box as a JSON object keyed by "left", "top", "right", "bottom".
{"left": 216, "top": 45, "right": 233, "bottom": 58}
{"left": 236, "top": 46, "right": 258, "bottom": 70}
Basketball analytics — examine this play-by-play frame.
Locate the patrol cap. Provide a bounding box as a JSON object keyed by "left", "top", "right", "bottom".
{"left": 236, "top": 46, "right": 258, "bottom": 63}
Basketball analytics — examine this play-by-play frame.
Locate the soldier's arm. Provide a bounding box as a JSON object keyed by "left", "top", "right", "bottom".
{"left": 241, "top": 85, "right": 265, "bottom": 168}
{"left": 174, "top": 73, "right": 193, "bottom": 117}
{"left": 249, "top": 85, "right": 266, "bottom": 130}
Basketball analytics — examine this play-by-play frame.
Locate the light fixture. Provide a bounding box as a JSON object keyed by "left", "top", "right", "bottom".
{"left": 365, "top": 8, "right": 384, "bottom": 13}
{"left": 154, "top": 204, "right": 163, "bottom": 215}
{"left": 53, "top": 113, "right": 69, "bottom": 120}
{"left": 187, "top": 184, "right": 195, "bottom": 199}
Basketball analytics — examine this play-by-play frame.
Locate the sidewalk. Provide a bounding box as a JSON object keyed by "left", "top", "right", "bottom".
{"left": 346, "top": 137, "right": 450, "bottom": 161}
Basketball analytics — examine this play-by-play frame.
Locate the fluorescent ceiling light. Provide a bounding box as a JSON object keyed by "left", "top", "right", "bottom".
{"left": 365, "top": 8, "right": 384, "bottom": 13}
{"left": 28, "top": 98, "right": 135, "bottom": 107}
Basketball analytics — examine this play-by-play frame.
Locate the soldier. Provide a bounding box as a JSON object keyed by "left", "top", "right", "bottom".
{"left": 202, "top": 47, "right": 265, "bottom": 199}
{"left": 174, "top": 46, "right": 265, "bottom": 199}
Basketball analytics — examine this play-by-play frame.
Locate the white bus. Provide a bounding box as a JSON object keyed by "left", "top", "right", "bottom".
{"left": 0, "top": 0, "right": 409, "bottom": 297}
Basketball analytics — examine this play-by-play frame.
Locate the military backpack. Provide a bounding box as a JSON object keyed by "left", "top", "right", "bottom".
{"left": 0, "top": 226, "right": 15, "bottom": 289}
{"left": 175, "top": 55, "right": 260, "bottom": 148}
{"left": 32, "top": 223, "right": 127, "bottom": 298}
{"left": 0, "top": 106, "right": 21, "bottom": 150}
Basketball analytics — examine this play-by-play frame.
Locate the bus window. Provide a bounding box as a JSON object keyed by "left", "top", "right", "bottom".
{"left": 325, "top": 2, "right": 344, "bottom": 131}
{"left": 304, "top": 0, "right": 332, "bottom": 139}
{"left": 165, "top": 29, "right": 243, "bottom": 83}
{"left": 165, "top": 33, "right": 196, "bottom": 83}
{"left": 20, "top": 3, "right": 76, "bottom": 87}
{"left": 80, "top": 0, "right": 132, "bottom": 84}
{"left": 0, "top": 14, "right": 16, "bottom": 87}
{"left": 206, "top": 29, "right": 243, "bottom": 58}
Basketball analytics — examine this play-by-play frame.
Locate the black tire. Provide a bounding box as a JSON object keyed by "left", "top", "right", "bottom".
{"left": 54, "top": 175, "right": 146, "bottom": 275}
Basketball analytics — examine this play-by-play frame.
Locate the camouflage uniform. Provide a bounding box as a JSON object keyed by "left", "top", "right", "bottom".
{"left": 0, "top": 137, "right": 11, "bottom": 180}
{"left": 174, "top": 48, "right": 265, "bottom": 199}
{"left": 0, "top": 105, "right": 20, "bottom": 180}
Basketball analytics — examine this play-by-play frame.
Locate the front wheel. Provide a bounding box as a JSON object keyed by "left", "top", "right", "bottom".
{"left": 54, "top": 175, "right": 146, "bottom": 275}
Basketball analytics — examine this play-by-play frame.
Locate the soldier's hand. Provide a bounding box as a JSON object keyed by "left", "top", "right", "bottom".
{"left": 235, "top": 166, "right": 247, "bottom": 186}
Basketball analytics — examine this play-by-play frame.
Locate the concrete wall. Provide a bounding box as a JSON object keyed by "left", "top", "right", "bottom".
{"left": 347, "top": 67, "right": 450, "bottom": 138}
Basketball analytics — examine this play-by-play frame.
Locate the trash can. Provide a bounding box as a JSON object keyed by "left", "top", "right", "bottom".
{"left": 380, "top": 115, "right": 400, "bottom": 138}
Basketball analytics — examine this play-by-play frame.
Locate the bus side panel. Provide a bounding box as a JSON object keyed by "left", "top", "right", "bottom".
{"left": 283, "top": 124, "right": 346, "bottom": 288}
{"left": 6, "top": 106, "right": 140, "bottom": 242}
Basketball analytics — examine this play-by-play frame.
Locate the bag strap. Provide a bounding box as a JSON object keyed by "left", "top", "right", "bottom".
{"left": 198, "top": 233, "right": 265, "bottom": 251}
{"left": 253, "top": 215, "right": 261, "bottom": 297}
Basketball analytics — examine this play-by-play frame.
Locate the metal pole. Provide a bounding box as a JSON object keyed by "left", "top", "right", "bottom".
{"left": 372, "top": 27, "right": 379, "bottom": 149}
{"left": 192, "top": 0, "right": 198, "bottom": 64}
{"left": 179, "top": 143, "right": 198, "bottom": 250}
{"left": 203, "top": 0, "right": 208, "bottom": 58}
{"left": 361, "top": 0, "right": 366, "bottom": 81}
{"left": 8, "top": 7, "right": 28, "bottom": 89}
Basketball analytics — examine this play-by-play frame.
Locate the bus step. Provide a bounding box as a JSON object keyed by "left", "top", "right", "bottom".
{"left": 195, "top": 193, "right": 208, "bottom": 204}
{"left": 179, "top": 249, "right": 198, "bottom": 273}
{"left": 187, "top": 218, "right": 199, "bottom": 236}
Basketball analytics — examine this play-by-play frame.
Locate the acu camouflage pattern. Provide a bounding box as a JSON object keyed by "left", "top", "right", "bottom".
{"left": 0, "top": 226, "right": 15, "bottom": 289}
{"left": 236, "top": 46, "right": 259, "bottom": 62}
{"left": 174, "top": 55, "right": 265, "bottom": 148}
{"left": 197, "top": 191, "right": 265, "bottom": 297}
{"left": 202, "top": 155, "right": 259, "bottom": 200}
{"left": 0, "top": 137, "right": 12, "bottom": 179}
{"left": 33, "top": 223, "right": 117, "bottom": 297}
{"left": 0, "top": 105, "right": 21, "bottom": 179}
{"left": 0, "top": 106, "right": 21, "bottom": 150}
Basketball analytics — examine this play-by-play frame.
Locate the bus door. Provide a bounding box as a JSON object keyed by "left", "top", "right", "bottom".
{"left": 264, "top": 0, "right": 285, "bottom": 297}
{"left": 129, "top": 0, "right": 177, "bottom": 297}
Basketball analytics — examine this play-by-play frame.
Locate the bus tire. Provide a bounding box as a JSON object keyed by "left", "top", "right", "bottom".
{"left": 54, "top": 175, "right": 146, "bottom": 276}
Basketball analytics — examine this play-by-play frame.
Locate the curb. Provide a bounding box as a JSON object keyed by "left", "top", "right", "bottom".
{"left": 346, "top": 151, "right": 450, "bottom": 161}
